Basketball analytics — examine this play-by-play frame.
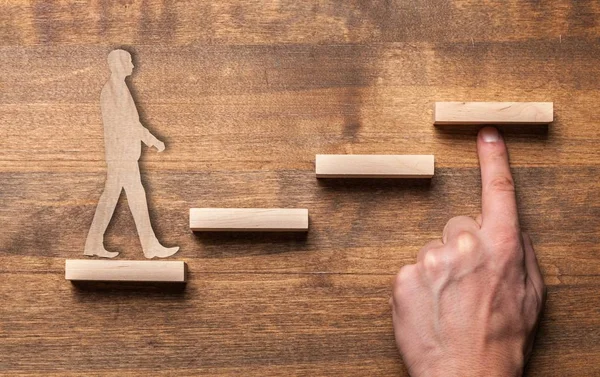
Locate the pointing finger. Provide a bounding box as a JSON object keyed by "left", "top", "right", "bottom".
{"left": 477, "top": 127, "right": 520, "bottom": 235}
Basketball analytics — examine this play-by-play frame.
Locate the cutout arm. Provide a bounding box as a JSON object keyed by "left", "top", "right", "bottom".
{"left": 139, "top": 124, "right": 160, "bottom": 148}
{"left": 125, "top": 86, "right": 163, "bottom": 150}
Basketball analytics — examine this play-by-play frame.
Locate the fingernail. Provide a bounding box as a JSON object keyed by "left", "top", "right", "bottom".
{"left": 481, "top": 127, "right": 499, "bottom": 142}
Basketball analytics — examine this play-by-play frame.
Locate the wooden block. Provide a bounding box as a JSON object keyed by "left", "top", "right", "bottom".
{"left": 315, "top": 155, "right": 434, "bottom": 178}
{"left": 65, "top": 260, "right": 187, "bottom": 283}
{"left": 434, "top": 102, "right": 553, "bottom": 125}
{"left": 190, "top": 208, "right": 309, "bottom": 232}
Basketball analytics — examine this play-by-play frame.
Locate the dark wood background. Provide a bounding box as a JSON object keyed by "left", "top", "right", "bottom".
{"left": 1, "top": 1, "right": 599, "bottom": 376}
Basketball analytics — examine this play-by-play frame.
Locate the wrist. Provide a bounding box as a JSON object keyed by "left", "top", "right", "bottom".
{"left": 416, "top": 353, "right": 523, "bottom": 377}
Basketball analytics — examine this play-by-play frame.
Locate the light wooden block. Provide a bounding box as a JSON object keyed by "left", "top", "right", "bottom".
{"left": 190, "top": 208, "right": 309, "bottom": 232}
{"left": 315, "top": 155, "right": 434, "bottom": 178}
{"left": 434, "top": 102, "right": 553, "bottom": 125}
{"left": 65, "top": 260, "right": 187, "bottom": 283}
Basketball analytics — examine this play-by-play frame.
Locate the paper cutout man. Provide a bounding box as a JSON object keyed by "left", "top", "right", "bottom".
{"left": 84, "top": 49, "right": 179, "bottom": 259}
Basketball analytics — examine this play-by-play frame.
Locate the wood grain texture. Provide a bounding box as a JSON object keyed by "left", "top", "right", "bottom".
{"left": 434, "top": 102, "right": 554, "bottom": 125}
{"left": 315, "top": 155, "right": 434, "bottom": 178}
{"left": 65, "top": 259, "right": 187, "bottom": 282}
{"left": 1, "top": 1, "right": 599, "bottom": 376}
{"left": 190, "top": 208, "right": 309, "bottom": 232}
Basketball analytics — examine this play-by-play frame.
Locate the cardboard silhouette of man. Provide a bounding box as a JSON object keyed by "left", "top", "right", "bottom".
{"left": 84, "top": 49, "right": 179, "bottom": 259}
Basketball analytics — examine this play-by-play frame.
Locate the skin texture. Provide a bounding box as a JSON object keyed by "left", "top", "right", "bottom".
{"left": 391, "top": 127, "right": 546, "bottom": 377}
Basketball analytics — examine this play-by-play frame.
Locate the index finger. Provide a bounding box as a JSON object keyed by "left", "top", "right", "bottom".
{"left": 477, "top": 127, "right": 520, "bottom": 233}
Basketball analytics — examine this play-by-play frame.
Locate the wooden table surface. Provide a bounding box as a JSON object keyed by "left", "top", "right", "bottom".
{"left": 1, "top": 1, "right": 599, "bottom": 376}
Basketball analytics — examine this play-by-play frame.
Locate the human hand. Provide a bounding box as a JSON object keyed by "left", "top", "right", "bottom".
{"left": 154, "top": 140, "right": 165, "bottom": 152}
{"left": 390, "top": 127, "right": 546, "bottom": 377}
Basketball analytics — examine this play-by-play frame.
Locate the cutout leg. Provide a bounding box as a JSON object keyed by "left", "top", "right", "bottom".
{"left": 124, "top": 164, "right": 179, "bottom": 259}
{"left": 84, "top": 171, "right": 122, "bottom": 258}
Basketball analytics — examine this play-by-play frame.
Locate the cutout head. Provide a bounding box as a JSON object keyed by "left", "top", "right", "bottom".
{"left": 107, "top": 49, "right": 134, "bottom": 78}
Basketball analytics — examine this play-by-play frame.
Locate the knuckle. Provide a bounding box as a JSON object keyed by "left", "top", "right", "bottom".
{"left": 422, "top": 250, "right": 454, "bottom": 277}
{"left": 423, "top": 252, "right": 439, "bottom": 271}
{"left": 488, "top": 175, "right": 515, "bottom": 194}
{"left": 416, "top": 246, "right": 431, "bottom": 263}
{"left": 394, "top": 264, "right": 417, "bottom": 288}
{"left": 393, "top": 265, "right": 418, "bottom": 303}
{"left": 456, "top": 230, "right": 478, "bottom": 254}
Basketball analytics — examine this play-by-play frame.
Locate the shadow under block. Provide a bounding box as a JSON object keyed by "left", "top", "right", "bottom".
{"left": 315, "top": 155, "right": 435, "bottom": 178}
{"left": 434, "top": 102, "right": 554, "bottom": 125}
{"left": 65, "top": 260, "right": 187, "bottom": 283}
{"left": 189, "top": 208, "right": 309, "bottom": 232}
